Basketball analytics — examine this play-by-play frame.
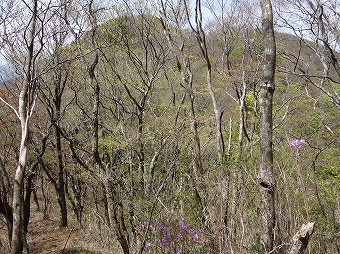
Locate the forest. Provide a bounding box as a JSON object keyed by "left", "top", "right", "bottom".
{"left": 0, "top": 0, "right": 339, "bottom": 253}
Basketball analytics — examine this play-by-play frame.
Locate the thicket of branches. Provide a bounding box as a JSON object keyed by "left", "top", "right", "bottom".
{"left": 0, "top": 0, "right": 339, "bottom": 253}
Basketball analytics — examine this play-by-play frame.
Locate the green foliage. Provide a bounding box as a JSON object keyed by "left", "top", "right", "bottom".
{"left": 230, "top": 45, "right": 243, "bottom": 59}
{"left": 275, "top": 82, "right": 287, "bottom": 93}
{"left": 63, "top": 248, "right": 97, "bottom": 254}
{"left": 305, "top": 112, "right": 322, "bottom": 134}
{"left": 5, "top": 4, "right": 338, "bottom": 254}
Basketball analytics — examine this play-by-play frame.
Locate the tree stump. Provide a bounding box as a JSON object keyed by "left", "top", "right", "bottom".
{"left": 288, "top": 222, "right": 315, "bottom": 254}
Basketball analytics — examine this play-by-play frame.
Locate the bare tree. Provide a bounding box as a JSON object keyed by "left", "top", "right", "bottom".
{"left": 188, "top": 0, "right": 225, "bottom": 162}
{"left": 0, "top": 0, "right": 51, "bottom": 252}
{"left": 10, "top": 1, "right": 38, "bottom": 252}
{"left": 276, "top": 0, "right": 340, "bottom": 110}
{"left": 37, "top": 0, "right": 75, "bottom": 228}
{"left": 0, "top": 0, "right": 38, "bottom": 252}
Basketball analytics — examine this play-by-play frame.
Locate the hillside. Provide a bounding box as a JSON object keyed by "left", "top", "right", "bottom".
{"left": 0, "top": 1, "right": 339, "bottom": 254}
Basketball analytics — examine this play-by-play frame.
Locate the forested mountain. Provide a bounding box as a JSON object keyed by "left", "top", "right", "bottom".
{"left": 0, "top": 1, "right": 339, "bottom": 254}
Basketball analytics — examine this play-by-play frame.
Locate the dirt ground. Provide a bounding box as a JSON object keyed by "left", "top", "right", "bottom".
{"left": 0, "top": 204, "right": 113, "bottom": 254}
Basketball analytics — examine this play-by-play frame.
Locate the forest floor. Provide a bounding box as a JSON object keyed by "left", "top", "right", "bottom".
{"left": 1, "top": 202, "right": 113, "bottom": 254}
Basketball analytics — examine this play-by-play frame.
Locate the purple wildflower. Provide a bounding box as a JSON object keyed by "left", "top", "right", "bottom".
{"left": 162, "top": 234, "right": 171, "bottom": 246}
{"left": 145, "top": 242, "right": 151, "bottom": 249}
{"left": 176, "top": 233, "right": 183, "bottom": 239}
{"left": 163, "top": 226, "right": 170, "bottom": 234}
{"left": 246, "top": 243, "right": 254, "bottom": 249}
{"left": 267, "top": 171, "right": 273, "bottom": 177}
{"left": 155, "top": 223, "right": 163, "bottom": 232}
{"left": 289, "top": 139, "right": 306, "bottom": 148}
{"left": 189, "top": 228, "right": 196, "bottom": 239}
{"left": 177, "top": 218, "right": 189, "bottom": 232}
{"left": 141, "top": 221, "right": 150, "bottom": 229}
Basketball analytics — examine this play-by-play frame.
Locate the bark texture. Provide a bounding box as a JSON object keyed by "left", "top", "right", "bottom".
{"left": 258, "top": 0, "right": 276, "bottom": 253}
{"left": 11, "top": 1, "right": 38, "bottom": 253}
{"left": 288, "top": 222, "right": 315, "bottom": 254}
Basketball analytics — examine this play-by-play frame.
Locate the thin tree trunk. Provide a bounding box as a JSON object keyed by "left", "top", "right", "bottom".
{"left": 258, "top": 0, "right": 276, "bottom": 253}
{"left": 238, "top": 78, "right": 247, "bottom": 152}
{"left": 194, "top": 0, "right": 224, "bottom": 161}
{"left": 0, "top": 158, "right": 13, "bottom": 242}
{"left": 11, "top": 1, "right": 38, "bottom": 253}
{"left": 56, "top": 125, "right": 68, "bottom": 227}
{"left": 159, "top": 0, "right": 204, "bottom": 175}
{"left": 188, "top": 89, "right": 204, "bottom": 175}
{"left": 11, "top": 51, "right": 30, "bottom": 254}
{"left": 54, "top": 80, "right": 68, "bottom": 227}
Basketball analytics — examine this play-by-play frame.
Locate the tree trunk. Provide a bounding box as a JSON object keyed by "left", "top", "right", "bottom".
{"left": 0, "top": 158, "right": 13, "bottom": 243}
{"left": 11, "top": 93, "right": 30, "bottom": 254}
{"left": 55, "top": 122, "right": 68, "bottom": 227}
{"left": 11, "top": 1, "right": 38, "bottom": 253}
{"left": 258, "top": 0, "right": 276, "bottom": 253}
{"left": 44, "top": 70, "right": 68, "bottom": 227}
{"left": 194, "top": 0, "right": 224, "bottom": 161}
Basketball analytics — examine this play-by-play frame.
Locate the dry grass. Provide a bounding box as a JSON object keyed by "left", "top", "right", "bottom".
{"left": 0, "top": 202, "right": 118, "bottom": 254}
{"left": 28, "top": 206, "right": 115, "bottom": 254}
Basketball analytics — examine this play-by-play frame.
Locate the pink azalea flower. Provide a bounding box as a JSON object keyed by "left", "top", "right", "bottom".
{"left": 289, "top": 139, "right": 306, "bottom": 148}
{"left": 145, "top": 242, "right": 151, "bottom": 249}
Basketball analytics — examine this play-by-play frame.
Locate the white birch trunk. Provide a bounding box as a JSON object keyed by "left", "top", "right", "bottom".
{"left": 11, "top": 1, "right": 38, "bottom": 253}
